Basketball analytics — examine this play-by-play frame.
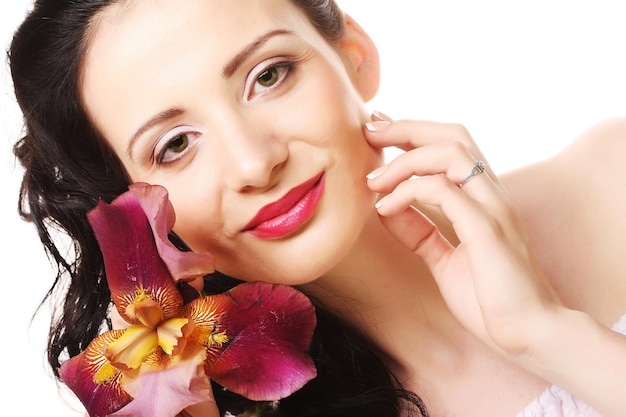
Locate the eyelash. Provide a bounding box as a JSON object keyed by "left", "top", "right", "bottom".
{"left": 246, "top": 59, "right": 296, "bottom": 101}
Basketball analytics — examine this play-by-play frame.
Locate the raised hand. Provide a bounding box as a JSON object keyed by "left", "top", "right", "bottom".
{"left": 364, "top": 114, "right": 562, "bottom": 357}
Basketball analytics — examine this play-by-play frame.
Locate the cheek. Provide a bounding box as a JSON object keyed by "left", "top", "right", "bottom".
{"left": 165, "top": 182, "right": 226, "bottom": 250}
{"left": 283, "top": 59, "right": 366, "bottom": 141}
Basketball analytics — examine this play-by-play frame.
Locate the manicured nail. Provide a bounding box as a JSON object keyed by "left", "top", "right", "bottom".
{"left": 372, "top": 110, "right": 393, "bottom": 122}
{"left": 374, "top": 194, "right": 389, "bottom": 209}
{"left": 365, "top": 120, "right": 391, "bottom": 132}
{"left": 366, "top": 165, "right": 387, "bottom": 180}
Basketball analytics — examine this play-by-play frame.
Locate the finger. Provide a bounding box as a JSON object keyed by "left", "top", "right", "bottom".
{"left": 371, "top": 110, "right": 393, "bottom": 122}
{"left": 375, "top": 174, "right": 514, "bottom": 248}
{"left": 368, "top": 142, "right": 484, "bottom": 190}
{"left": 367, "top": 143, "right": 501, "bottom": 207}
{"left": 365, "top": 119, "right": 473, "bottom": 149}
{"left": 364, "top": 119, "right": 492, "bottom": 175}
{"left": 378, "top": 205, "right": 454, "bottom": 275}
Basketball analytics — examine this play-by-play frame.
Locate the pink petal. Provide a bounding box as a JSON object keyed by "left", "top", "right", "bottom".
{"left": 60, "top": 330, "right": 133, "bottom": 417}
{"left": 128, "top": 183, "right": 215, "bottom": 283}
{"left": 87, "top": 189, "right": 183, "bottom": 323}
{"left": 111, "top": 350, "right": 214, "bottom": 417}
{"left": 185, "top": 282, "right": 317, "bottom": 401}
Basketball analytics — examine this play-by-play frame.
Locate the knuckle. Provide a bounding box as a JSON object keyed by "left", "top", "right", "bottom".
{"left": 447, "top": 123, "right": 474, "bottom": 147}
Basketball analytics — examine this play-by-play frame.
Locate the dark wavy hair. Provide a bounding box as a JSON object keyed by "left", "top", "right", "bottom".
{"left": 9, "top": 1, "right": 427, "bottom": 416}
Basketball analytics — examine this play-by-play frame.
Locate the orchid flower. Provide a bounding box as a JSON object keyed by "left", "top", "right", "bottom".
{"left": 59, "top": 183, "right": 317, "bottom": 417}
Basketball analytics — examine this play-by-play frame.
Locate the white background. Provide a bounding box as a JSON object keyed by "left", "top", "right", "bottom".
{"left": 2, "top": 1, "right": 625, "bottom": 415}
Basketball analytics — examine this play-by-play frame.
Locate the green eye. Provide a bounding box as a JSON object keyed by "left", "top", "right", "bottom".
{"left": 257, "top": 67, "right": 279, "bottom": 88}
{"left": 168, "top": 134, "right": 189, "bottom": 153}
{"left": 156, "top": 132, "right": 196, "bottom": 165}
{"left": 247, "top": 62, "right": 293, "bottom": 101}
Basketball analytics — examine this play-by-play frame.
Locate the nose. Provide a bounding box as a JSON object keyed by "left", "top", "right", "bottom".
{"left": 218, "top": 113, "right": 288, "bottom": 192}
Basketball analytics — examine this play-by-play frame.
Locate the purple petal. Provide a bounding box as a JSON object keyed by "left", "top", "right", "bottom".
{"left": 87, "top": 190, "right": 182, "bottom": 322}
{"left": 184, "top": 282, "right": 317, "bottom": 401}
{"left": 128, "top": 183, "right": 215, "bottom": 282}
{"left": 111, "top": 350, "right": 214, "bottom": 417}
{"left": 60, "top": 330, "right": 133, "bottom": 417}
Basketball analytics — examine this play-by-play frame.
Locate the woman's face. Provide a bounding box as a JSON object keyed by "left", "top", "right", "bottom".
{"left": 81, "top": 0, "right": 381, "bottom": 284}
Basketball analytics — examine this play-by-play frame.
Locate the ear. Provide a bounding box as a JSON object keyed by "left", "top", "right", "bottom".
{"left": 337, "top": 14, "right": 380, "bottom": 102}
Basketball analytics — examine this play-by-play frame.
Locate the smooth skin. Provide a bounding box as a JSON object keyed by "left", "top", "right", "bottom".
{"left": 81, "top": 1, "right": 626, "bottom": 415}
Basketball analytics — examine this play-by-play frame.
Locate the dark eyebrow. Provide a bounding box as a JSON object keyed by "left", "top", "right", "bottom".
{"left": 223, "top": 29, "right": 294, "bottom": 78}
{"left": 128, "top": 107, "right": 184, "bottom": 158}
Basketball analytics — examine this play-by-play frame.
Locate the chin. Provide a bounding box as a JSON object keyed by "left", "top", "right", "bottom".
{"left": 216, "top": 230, "right": 351, "bottom": 287}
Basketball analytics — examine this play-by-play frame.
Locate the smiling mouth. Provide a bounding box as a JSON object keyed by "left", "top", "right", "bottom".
{"left": 243, "top": 172, "right": 325, "bottom": 239}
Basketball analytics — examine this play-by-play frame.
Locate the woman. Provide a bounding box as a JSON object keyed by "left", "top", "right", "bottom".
{"left": 9, "top": 0, "right": 626, "bottom": 416}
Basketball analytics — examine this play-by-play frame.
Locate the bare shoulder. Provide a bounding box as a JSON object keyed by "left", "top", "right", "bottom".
{"left": 502, "top": 117, "right": 626, "bottom": 326}
{"left": 500, "top": 118, "right": 626, "bottom": 210}
{"left": 548, "top": 117, "right": 626, "bottom": 227}
{"left": 503, "top": 117, "right": 626, "bottom": 193}
{"left": 556, "top": 117, "right": 626, "bottom": 174}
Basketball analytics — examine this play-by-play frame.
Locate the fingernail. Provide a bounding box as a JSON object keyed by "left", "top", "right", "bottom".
{"left": 372, "top": 110, "right": 393, "bottom": 122}
{"left": 365, "top": 120, "right": 391, "bottom": 132}
{"left": 366, "top": 165, "right": 387, "bottom": 180}
{"left": 374, "top": 194, "right": 389, "bottom": 209}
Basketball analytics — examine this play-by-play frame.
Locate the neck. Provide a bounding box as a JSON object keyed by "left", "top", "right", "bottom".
{"left": 302, "top": 209, "right": 468, "bottom": 373}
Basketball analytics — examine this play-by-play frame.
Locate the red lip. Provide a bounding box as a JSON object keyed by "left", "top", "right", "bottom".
{"left": 244, "top": 172, "right": 325, "bottom": 239}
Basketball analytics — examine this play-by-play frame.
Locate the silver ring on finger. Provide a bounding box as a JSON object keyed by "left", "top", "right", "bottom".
{"left": 458, "top": 160, "right": 486, "bottom": 187}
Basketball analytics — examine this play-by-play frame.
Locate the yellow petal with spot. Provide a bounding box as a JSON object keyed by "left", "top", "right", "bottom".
{"left": 93, "top": 362, "right": 120, "bottom": 386}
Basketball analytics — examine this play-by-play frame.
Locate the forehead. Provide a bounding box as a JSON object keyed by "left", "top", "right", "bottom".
{"left": 85, "top": 0, "right": 316, "bottom": 67}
